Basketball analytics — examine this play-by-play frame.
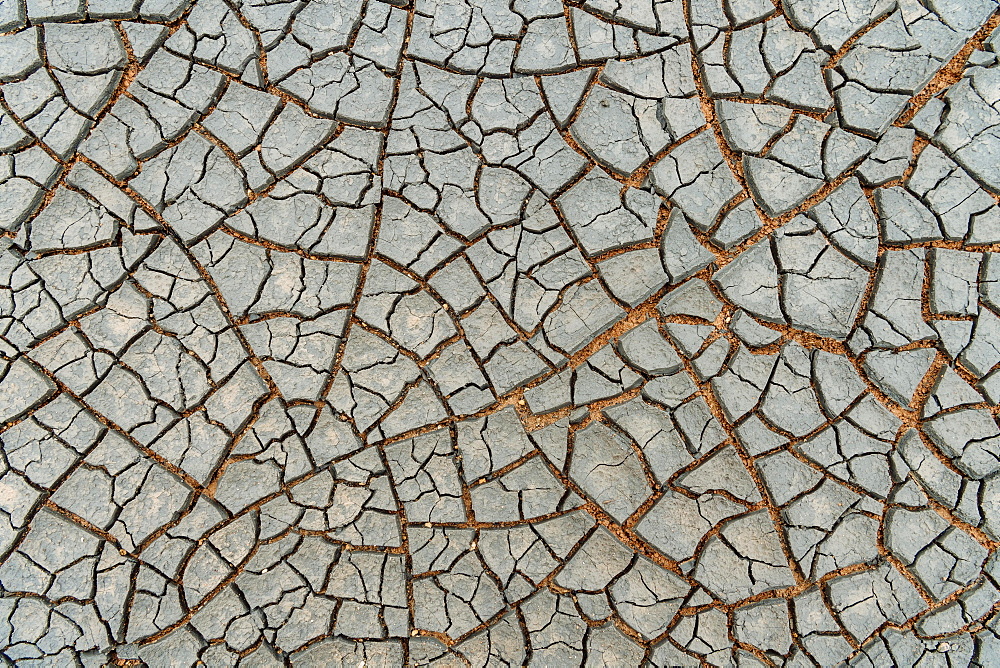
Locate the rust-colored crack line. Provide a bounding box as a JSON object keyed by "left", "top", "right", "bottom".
{"left": 895, "top": 8, "right": 1000, "bottom": 128}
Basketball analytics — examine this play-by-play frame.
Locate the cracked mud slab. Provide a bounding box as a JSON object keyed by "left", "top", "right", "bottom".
{"left": 2, "top": 0, "right": 1000, "bottom": 665}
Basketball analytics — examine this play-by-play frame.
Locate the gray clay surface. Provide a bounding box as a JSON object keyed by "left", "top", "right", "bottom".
{"left": 2, "top": 0, "right": 1000, "bottom": 665}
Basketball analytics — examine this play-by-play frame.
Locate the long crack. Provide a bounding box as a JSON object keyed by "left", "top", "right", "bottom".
{"left": 1, "top": 0, "right": 1000, "bottom": 665}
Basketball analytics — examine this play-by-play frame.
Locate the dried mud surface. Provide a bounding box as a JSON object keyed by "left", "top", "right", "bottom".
{"left": 2, "top": 0, "right": 1000, "bottom": 665}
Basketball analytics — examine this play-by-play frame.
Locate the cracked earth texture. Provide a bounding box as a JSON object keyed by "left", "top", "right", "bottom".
{"left": 2, "top": 0, "right": 1000, "bottom": 666}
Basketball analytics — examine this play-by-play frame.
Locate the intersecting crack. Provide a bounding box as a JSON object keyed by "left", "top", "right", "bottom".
{"left": 3, "top": 0, "right": 1000, "bottom": 666}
